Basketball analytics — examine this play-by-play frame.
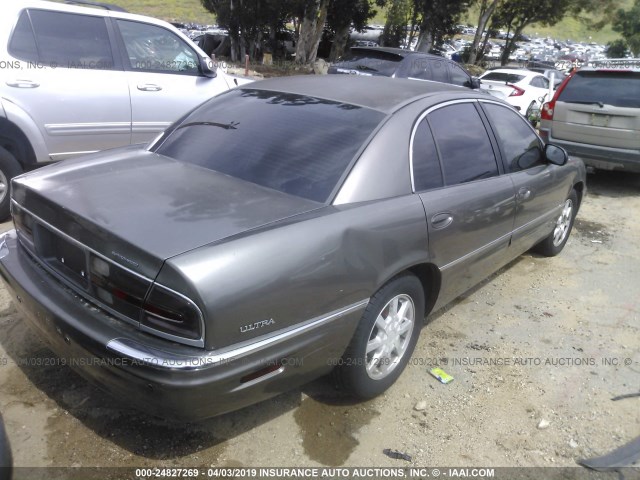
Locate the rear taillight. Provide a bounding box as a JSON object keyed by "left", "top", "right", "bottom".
{"left": 12, "top": 204, "right": 35, "bottom": 247}
{"left": 541, "top": 71, "right": 575, "bottom": 121}
{"left": 141, "top": 285, "right": 203, "bottom": 342}
{"left": 507, "top": 83, "right": 525, "bottom": 96}
{"left": 90, "top": 254, "right": 150, "bottom": 320}
{"left": 541, "top": 101, "right": 554, "bottom": 120}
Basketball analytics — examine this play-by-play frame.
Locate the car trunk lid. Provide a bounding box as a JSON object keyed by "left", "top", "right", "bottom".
{"left": 11, "top": 148, "right": 323, "bottom": 281}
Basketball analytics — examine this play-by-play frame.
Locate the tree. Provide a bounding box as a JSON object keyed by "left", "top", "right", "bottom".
{"left": 606, "top": 39, "right": 628, "bottom": 57}
{"left": 294, "top": 0, "right": 330, "bottom": 64}
{"left": 490, "top": 0, "right": 568, "bottom": 66}
{"left": 468, "top": 0, "right": 501, "bottom": 65}
{"left": 413, "top": 0, "right": 470, "bottom": 53}
{"left": 201, "top": 0, "right": 295, "bottom": 61}
{"left": 491, "top": 0, "right": 619, "bottom": 66}
{"left": 465, "top": 0, "right": 619, "bottom": 66}
{"left": 327, "top": 0, "right": 383, "bottom": 61}
{"left": 381, "top": 0, "right": 413, "bottom": 47}
{"left": 613, "top": 0, "right": 640, "bottom": 56}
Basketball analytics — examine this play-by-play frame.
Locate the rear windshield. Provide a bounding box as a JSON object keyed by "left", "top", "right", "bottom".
{"left": 334, "top": 49, "right": 403, "bottom": 76}
{"left": 154, "top": 89, "right": 385, "bottom": 203}
{"left": 558, "top": 71, "right": 640, "bottom": 108}
{"left": 482, "top": 72, "right": 526, "bottom": 83}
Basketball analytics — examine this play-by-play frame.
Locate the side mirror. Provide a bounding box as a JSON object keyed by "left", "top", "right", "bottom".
{"left": 545, "top": 144, "right": 568, "bottom": 166}
{"left": 469, "top": 77, "right": 481, "bottom": 89}
{"left": 199, "top": 56, "right": 217, "bottom": 78}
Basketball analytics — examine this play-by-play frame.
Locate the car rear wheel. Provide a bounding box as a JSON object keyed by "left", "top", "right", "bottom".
{"left": 534, "top": 189, "right": 578, "bottom": 257}
{"left": 0, "top": 146, "right": 23, "bottom": 222}
{"left": 335, "top": 273, "right": 424, "bottom": 399}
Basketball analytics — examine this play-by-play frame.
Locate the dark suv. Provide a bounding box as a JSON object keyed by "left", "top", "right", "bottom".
{"left": 539, "top": 60, "right": 640, "bottom": 172}
{"left": 328, "top": 46, "right": 481, "bottom": 89}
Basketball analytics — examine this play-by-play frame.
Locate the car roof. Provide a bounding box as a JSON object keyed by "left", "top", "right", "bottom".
{"left": 481, "top": 69, "right": 543, "bottom": 81}
{"left": 483, "top": 68, "right": 539, "bottom": 76}
{"left": 240, "top": 75, "right": 487, "bottom": 114}
{"left": 348, "top": 46, "right": 444, "bottom": 60}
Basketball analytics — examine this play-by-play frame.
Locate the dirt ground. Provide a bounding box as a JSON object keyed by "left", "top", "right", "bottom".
{"left": 0, "top": 170, "right": 638, "bottom": 473}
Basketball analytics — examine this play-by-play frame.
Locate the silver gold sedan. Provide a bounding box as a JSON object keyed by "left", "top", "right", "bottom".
{"left": 0, "top": 76, "right": 585, "bottom": 420}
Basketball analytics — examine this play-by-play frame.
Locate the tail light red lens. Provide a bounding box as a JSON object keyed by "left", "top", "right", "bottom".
{"left": 541, "top": 102, "right": 554, "bottom": 121}
{"left": 507, "top": 83, "right": 525, "bottom": 96}
{"left": 541, "top": 71, "right": 575, "bottom": 121}
{"left": 90, "top": 254, "right": 149, "bottom": 320}
{"left": 11, "top": 202, "right": 204, "bottom": 346}
{"left": 12, "top": 203, "right": 35, "bottom": 248}
{"left": 141, "top": 285, "right": 204, "bottom": 342}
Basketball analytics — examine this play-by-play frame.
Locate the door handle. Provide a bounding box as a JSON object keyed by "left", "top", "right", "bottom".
{"left": 137, "top": 83, "right": 162, "bottom": 92}
{"left": 6, "top": 79, "right": 40, "bottom": 88}
{"left": 430, "top": 212, "right": 453, "bottom": 230}
{"left": 518, "top": 187, "right": 531, "bottom": 200}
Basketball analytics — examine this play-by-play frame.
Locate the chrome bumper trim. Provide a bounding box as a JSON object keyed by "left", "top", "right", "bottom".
{"left": 106, "top": 298, "right": 369, "bottom": 371}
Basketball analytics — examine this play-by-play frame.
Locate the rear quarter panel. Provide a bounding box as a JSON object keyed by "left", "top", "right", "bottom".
{"left": 156, "top": 197, "right": 430, "bottom": 350}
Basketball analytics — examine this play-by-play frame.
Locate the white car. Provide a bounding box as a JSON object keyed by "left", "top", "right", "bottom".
{"left": 0, "top": 0, "right": 252, "bottom": 219}
{"left": 479, "top": 68, "right": 552, "bottom": 117}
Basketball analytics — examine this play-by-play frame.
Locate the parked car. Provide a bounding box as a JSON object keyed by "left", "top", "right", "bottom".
{"left": 353, "top": 40, "right": 379, "bottom": 48}
{"left": 349, "top": 25, "right": 384, "bottom": 44}
{"left": 430, "top": 42, "right": 458, "bottom": 60}
{"left": 328, "top": 47, "right": 481, "bottom": 89}
{"left": 479, "top": 68, "right": 552, "bottom": 117}
{"left": 0, "top": 0, "right": 252, "bottom": 221}
{"left": 539, "top": 59, "right": 640, "bottom": 172}
{"left": 0, "top": 76, "right": 585, "bottom": 420}
{"left": 191, "top": 32, "right": 231, "bottom": 58}
{"left": 528, "top": 67, "right": 566, "bottom": 88}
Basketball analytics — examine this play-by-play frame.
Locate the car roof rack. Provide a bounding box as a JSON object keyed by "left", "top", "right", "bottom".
{"left": 64, "top": 0, "right": 127, "bottom": 12}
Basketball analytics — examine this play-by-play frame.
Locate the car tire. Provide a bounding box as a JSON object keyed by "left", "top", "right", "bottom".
{"left": 533, "top": 189, "right": 578, "bottom": 257}
{"left": 0, "top": 146, "right": 23, "bottom": 222}
{"left": 335, "top": 273, "right": 424, "bottom": 399}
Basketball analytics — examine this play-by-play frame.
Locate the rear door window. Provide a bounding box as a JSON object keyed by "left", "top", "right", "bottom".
{"left": 431, "top": 61, "right": 449, "bottom": 83}
{"left": 406, "top": 57, "right": 450, "bottom": 83}
{"left": 8, "top": 11, "right": 38, "bottom": 62}
{"left": 428, "top": 103, "right": 499, "bottom": 185}
{"left": 411, "top": 119, "right": 444, "bottom": 191}
{"left": 529, "top": 76, "right": 549, "bottom": 88}
{"left": 558, "top": 71, "right": 640, "bottom": 108}
{"left": 406, "top": 57, "right": 433, "bottom": 80}
{"left": 24, "top": 10, "right": 115, "bottom": 69}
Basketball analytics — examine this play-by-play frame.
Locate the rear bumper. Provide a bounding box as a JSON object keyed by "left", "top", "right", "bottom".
{"left": 540, "top": 129, "right": 640, "bottom": 172}
{"left": 0, "top": 230, "right": 363, "bottom": 420}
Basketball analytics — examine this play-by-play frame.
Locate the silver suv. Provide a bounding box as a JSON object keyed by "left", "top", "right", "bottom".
{"left": 0, "top": 0, "right": 250, "bottom": 220}
{"left": 539, "top": 60, "right": 640, "bottom": 173}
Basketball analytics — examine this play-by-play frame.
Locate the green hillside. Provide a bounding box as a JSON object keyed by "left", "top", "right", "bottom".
{"left": 460, "top": 0, "right": 632, "bottom": 45}
{"left": 63, "top": 0, "right": 217, "bottom": 23}
{"left": 70, "top": 0, "right": 629, "bottom": 44}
